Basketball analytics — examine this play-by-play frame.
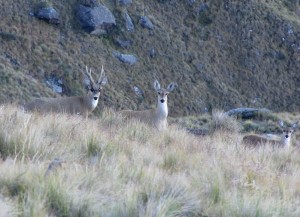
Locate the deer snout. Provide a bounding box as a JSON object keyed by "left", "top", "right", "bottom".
{"left": 160, "top": 99, "right": 165, "bottom": 103}
{"left": 94, "top": 97, "right": 98, "bottom": 100}
{"left": 285, "top": 135, "right": 289, "bottom": 138}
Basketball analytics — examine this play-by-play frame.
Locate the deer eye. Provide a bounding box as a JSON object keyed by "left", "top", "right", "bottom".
{"left": 90, "top": 88, "right": 95, "bottom": 92}
{"left": 158, "top": 92, "right": 161, "bottom": 95}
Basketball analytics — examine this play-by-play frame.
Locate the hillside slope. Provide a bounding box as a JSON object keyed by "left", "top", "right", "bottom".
{"left": 0, "top": 0, "right": 299, "bottom": 116}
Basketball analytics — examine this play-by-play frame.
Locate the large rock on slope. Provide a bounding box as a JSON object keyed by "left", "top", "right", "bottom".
{"left": 36, "top": 7, "right": 60, "bottom": 24}
{"left": 76, "top": 4, "right": 116, "bottom": 34}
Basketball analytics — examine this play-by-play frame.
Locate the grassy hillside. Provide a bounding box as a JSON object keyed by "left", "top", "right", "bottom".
{"left": 0, "top": 105, "right": 300, "bottom": 216}
{"left": 0, "top": 0, "right": 299, "bottom": 117}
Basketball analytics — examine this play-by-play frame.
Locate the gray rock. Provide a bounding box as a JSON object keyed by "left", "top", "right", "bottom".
{"left": 114, "top": 38, "right": 133, "bottom": 49}
{"left": 187, "top": 0, "right": 196, "bottom": 5}
{"left": 133, "top": 86, "right": 144, "bottom": 97}
{"left": 46, "top": 77, "right": 63, "bottom": 94}
{"left": 225, "top": 107, "right": 271, "bottom": 119}
{"left": 76, "top": 4, "right": 116, "bottom": 34}
{"left": 45, "top": 158, "right": 65, "bottom": 177}
{"left": 113, "top": 52, "right": 138, "bottom": 65}
{"left": 36, "top": 7, "right": 60, "bottom": 24}
{"left": 140, "top": 16, "right": 154, "bottom": 30}
{"left": 149, "top": 48, "right": 156, "bottom": 58}
{"left": 80, "top": 0, "right": 99, "bottom": 7}
{"left": 198, "top": 3, "right": 209, "bottom": 13}
{"left": 124, "top": 12, "right": 134, "bottom": 32}
{"left": 118, "top": 0, "right": 132, "bottom": 6}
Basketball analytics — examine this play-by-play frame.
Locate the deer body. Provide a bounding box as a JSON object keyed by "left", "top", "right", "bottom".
{"left": 24, "top": 66, "right": 107, "bottom": 117}
{"left": 120, "top": 80, "right": 175, "bottom": 131}
{"left": 242, "top": 121, "right": 298, "bottom": 149}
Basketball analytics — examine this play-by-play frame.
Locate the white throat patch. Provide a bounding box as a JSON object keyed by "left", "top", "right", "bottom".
{"left": 157, "top": 98, "right": 168, "bottom": 118}
{"left": 91, "top": 98, "right": 99, "bottom": 109}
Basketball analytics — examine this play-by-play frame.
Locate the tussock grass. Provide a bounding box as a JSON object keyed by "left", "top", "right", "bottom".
{"left": 0, "top": 105, "right": 300, "bottom": 216}
{"left": 210, "top": 109, "right": 241, "bottom": 134}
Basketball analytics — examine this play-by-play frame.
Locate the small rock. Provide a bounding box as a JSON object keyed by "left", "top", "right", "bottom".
{"left": 187, "top": 0, "right": 195, "bottom": 5}
{"left": 133, "top": 86, "right": 144, "bottom": 97}
{"left": 198, "top": 2, "right": 209, "bottom": 13}
{"left": 149, "top": 48, "right": 156, "bottom": 58}
{"left": 118, "top": 0, "right": 132, "bottom": 6}
{"left": 113, "top": 52, "right": 138, "bottom": 65}
{"left": 45, "top": 158, "right": 65, "bottom": 177}
{"left": 46, "top": 77, "right": 63, "bottom": 94}
{"left": 80, "top": 0, "right": 99, "bottom": 7}
{"left": 36, "top": 7, "right": 60, "bottom": 24}
{"left": 114, "top": 38, "right": 133, "bottom": 49}
{"left": 124, "top": 12, "right": 134, "bottom": 32}
{"left": 140, "top": 16, "right": 154, "bottom": 30}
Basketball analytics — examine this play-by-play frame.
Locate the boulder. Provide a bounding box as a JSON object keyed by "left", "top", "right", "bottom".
{"left": 113, "top": 52, "right": 138, "bottom": 65}
{"left": 36, "top": 7, "right": 60, "bottom": 24}
{"left": 76, "top": 4, "right": 116, "bottom": 34}
{"left": 124, "top": 12, "right": 134, "bottom": 32}
{"left": 140, "top": 16, "right": 154, "bottom": 30}
{"left": 225, "top": 107, "right": 271, "bottom": 119}
{"left": 46, "top": 77, "right": 63, "bottom": 94}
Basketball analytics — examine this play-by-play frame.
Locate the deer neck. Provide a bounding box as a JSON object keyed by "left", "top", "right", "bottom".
{"left": 83, "top": 95, "right": 99, "bottom": 111}
{"left": 281, "top": 134, "right": 291, "bottom": 148}
{"left": 156, "top": 98, "right": 168, "bottom": 119}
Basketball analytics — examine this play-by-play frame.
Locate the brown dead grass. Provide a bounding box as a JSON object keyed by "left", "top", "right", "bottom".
{"left": 0, "top": 105, "right": 299, "bottom": 216}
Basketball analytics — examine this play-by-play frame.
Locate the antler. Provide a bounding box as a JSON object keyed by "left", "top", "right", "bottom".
{"left": 97, "top": 65, "right": 107, "bottom": 85}
{"left": 84, "top": 65, "right": 95, "bottom": 84}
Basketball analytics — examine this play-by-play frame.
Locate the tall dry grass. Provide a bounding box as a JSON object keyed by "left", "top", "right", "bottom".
{"left": 0, "top": 105, "right": 300, "bottom": 217}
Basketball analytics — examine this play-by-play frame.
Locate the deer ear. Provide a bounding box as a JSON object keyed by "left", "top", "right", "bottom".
{"left": 278, "top": 120, "right": 284, "bottom": 128}
{"left": 292, "top": 121, "right": 298, "bottom": 129}
{"left": 167, "top": 82, "right": 176, "bottom": 92}
{"left": 100, "top": 75, "right": 108, "bottom": 86}
{"left": 83, "top": 75, "right": 91, "bottom": 88}
{"left": 154, "top": 80, "right": 161, "bottom": 91}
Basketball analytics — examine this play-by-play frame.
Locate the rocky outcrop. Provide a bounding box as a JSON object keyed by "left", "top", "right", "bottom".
{"left": 225, "top": 108, "right": 272, "bottom": 119}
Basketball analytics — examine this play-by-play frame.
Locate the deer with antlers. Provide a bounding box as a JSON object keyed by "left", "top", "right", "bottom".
{"left": 24, "top": 66, "right": 107, "bottom": 118}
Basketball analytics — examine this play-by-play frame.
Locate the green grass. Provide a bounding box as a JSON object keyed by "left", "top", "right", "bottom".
{"left": 0, "top": 0, "right": 299, "bottom": 116}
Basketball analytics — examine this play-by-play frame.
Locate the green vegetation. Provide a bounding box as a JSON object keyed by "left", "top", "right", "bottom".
{"left": 0, "top": 0, "right": 299, "bottom": 116}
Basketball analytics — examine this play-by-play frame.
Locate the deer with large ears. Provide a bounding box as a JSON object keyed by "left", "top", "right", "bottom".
{"left": 242, "top": 120, "right": 298, "bottom": 149}
{"left": 120, "top": 80, "right": 176, "bottom": 131}
{"left": 24, "top": 66, "right": 108, "bottom": 118}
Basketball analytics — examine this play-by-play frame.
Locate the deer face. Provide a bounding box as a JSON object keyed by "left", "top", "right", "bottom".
{"left": 154, "top": 80, "right": 176, "bottom": 104}
{"left": 157, "top": 89, "right": 169, "bottom": 104}
{"left": 83, "top": 65, "right": 107, "bottom": 103}
{"left": 279, "top": 120, "right": 298, "bottom": 139}
{"left": 282, "top": 127, "right": 294, "bottom": 139}
{"left": 87, "top": 83, "right": 102, "bottom": 101}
